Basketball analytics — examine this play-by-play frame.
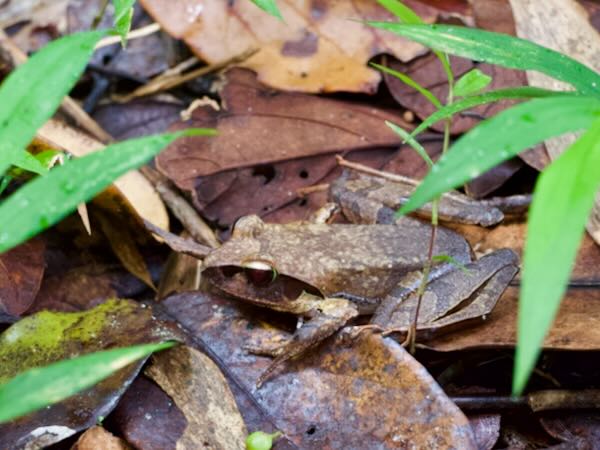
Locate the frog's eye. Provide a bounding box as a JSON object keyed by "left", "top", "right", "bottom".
{"left": 243, "top": 261, "right": 277, "bottom": 287}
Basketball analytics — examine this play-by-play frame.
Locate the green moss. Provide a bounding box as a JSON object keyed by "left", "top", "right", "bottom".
{"left": 0, "top": 299, "right": 136, "bottom": 382}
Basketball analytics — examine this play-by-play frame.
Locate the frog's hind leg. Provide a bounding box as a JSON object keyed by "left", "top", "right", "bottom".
{"left": 245, "top": 297, "right": 359, "bottom": 387}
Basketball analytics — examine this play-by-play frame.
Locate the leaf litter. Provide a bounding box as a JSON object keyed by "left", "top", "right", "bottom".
{"left": 3, "top": 0, "right": 600, "bottom": 448}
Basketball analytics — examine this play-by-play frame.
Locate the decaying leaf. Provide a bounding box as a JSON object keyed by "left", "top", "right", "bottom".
{"left": 162, "top": 291, "right": 477, "bottom": 449}
{"left": 0, "top": 299, "right": 179, "bottom": 449}
{"left": 109, "top": 376, "right": 188, "bottom": 450}
{"left": 139, "top": 0, "right": 438, "bottom": 93}
{"left": 0, "top": 237, "right": 45, "bottom": 316}
{"left": 157, "top": 68, "right": 411, "bottom": 222}
{"left": 93, "top": 209, "right": 156, "bottom": 289}
{"left": 145, "top": 345, "right": 247, "bottom": 450}
{"left": 426, "top": 286, "right": 600, "bottom": 351}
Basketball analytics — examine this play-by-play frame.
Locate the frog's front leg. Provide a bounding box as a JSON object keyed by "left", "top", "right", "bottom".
{"left": 371, "top": 249, "right": 519, "bottom": 339}
{"left": 245, "top": 294, "right": 359, "bottom": 387}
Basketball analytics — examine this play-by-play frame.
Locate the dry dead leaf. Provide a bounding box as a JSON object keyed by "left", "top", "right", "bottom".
{"left": 508, "top": 0, "right": 600, "bottom": 246}
{"left": 0, "top": 237, "right": 45, "bottom": 316}
{"left": 109, "top": 377, "right": 188, "bottom": 450}
{"left": 157, "top": 68, "right": 411, "bottom": 223}
{"left": 162, "top": 291, "right": 478, "bottom": 449}
{"left": 146, "top": 345, "right": 247, "bottom": 450}
{"left": 139, "top": 0, "right": 439, "bottom": 93}
{"left": 426, "top": 286, "right": 600, "bottom": 351}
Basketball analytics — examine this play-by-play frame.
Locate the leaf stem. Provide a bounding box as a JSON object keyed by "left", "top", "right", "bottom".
{"left": 407, "top": 61, "right": 454, "bottom": 352}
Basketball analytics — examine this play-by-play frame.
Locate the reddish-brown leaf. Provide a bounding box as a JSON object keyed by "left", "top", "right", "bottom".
{"left": 0, "top": 237, "right": 45, "bottom": 316}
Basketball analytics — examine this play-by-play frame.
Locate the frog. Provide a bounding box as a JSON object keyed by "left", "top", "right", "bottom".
{"left": 193, "top": 171, "right": 519, "bottom": 386}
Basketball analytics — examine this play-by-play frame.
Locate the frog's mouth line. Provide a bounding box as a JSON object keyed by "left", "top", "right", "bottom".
{"left": 204, "top": 266, "right": 322, "bottom": 309}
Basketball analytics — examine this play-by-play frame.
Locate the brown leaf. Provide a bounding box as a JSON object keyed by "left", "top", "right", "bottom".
{"left": 93, "top": 100, "right": 183, "bottom": 140}
{"left": 426, "top": 286, "right": 600, "bottom": 351}
{"left": 464, "top": 222, "right": 600, "bottom": 284}
{"left": 71, "top": 426, "right": 132, "bottom": 450}
{"left": 157, "top": 69, "right": 416, "bottom": 225}
{"left": 145, "top": 345, "right": 247, "bottom": 450}
{"left": 540, "top": 412, "right": 600, "bottom": 449}
{"left": 158, "top": 69, "right": 409, "bottom": 184}
{"left": 109, "top": 377, "right": 187, "bottom": 450}
{"left": 384, "top": 54, "right": 527, "bottom": 134}
{"left": 162, "top": 292, "right": 477, "bottom": 449}
{"left": 94, "top": 209, "right": 156, "bottom": 289}
{"left": 0, "top": 237, "right": 45, "bottom": 316}
{"left": 139, "top": 0, "right": 438, "bottom": 93}
{"left": 469, "top": 414, "right": 501, "bottom": 450}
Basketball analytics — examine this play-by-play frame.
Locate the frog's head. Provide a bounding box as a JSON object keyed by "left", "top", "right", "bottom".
{"left": 202, "top": 215, "right": 324, "bottom": 311}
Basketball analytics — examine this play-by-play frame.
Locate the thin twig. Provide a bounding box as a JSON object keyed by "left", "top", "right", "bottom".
{"left": 116, "top": 48, "right": 258, "bottom": 102}
{"left": 95, "top": 23, "right": 162, "bottom": 49}
{"left": 141, "top": 167, "right": 220, "bottom": 249}
{"left": 336, "top": 155, "right": 418, "bottom": 186}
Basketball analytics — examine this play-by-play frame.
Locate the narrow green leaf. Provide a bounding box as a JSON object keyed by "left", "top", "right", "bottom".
{"left": 0, "top": 31, "right": 105, "bottom": 175}
{"left": 372, "top": 63, "right": 442, "bottom": 109}
{"left": 251, "top": 0, "right": 283, "bottom": 19}
{"left": 453, "top": 68, "right": 492, "bottom": 97}
{"left": 375, "top": 2, "right": 453, "bottom": 86}
{"left": 386, "top": 121, "right": 433, "bottom": 167}
{"left": 112, "top": 0, "right": 136, "bottom": 45}
{"left": 0, "top": 129, "right": 215, "bottom": 253}
{"left": 377, "top": 0, "right": 422, "bottom": 24}
{"left": 10, "top": 152, "right": 49, "bottom": 176}
{"left": 367, "top": 23, "right": 600, "bottom": 96}
{"left": 513, "top": 119, "right": 600, "bottom": 395}
{"left": 409, "top": 87, "right": 572, "bottom": 138}
{"left": 0, "top": 341, "right": 174, "bottom": 423}
{"left": 399, "top": 96, "right": 600, "bottom": 215}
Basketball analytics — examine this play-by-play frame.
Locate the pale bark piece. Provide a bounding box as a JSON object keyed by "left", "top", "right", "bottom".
{"left": 145, "top": 345, "right": 247, "bottom": 450}
{"left": 163, "top": 292, "right": 477, "bottom": 449}
{"left": 509, "top": 0, "right": 600, "bottom": 245}
{"left": 71, "top": 426, "right": 132, "bottom": 450}
{"left": 36, "top": 119, "right": 169, "bottom": 233}
{"left": 139, "top": 0, "right": 437, "bottom": 93}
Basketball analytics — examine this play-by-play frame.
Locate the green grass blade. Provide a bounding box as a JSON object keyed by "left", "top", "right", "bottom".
{"left": 513, "top": 119, "right": 600, "bottom": 395}
{"left": 0, "top": 31, "right": 105, "bottom": 175}
{"left": 251, "top": 0, "right": 282, "bottom": 19}
{"left": 453, "top": 68, "right": 492, "bottom": 97}
{"left": 10, "top": 152, "right": 49, "bottom": 176}
{"left": 372, "top": 63, "right": 442, "bottom": 109}
{"left": 0, "top": 129, "right": 215, "bottom": 253}
{"left": 409, "top": 87, "right": 573, "bottom": 138}
{"left": 399, "top": 96, "right": 600, "bottom": 215}
{"left": 113, "top": 0, "right": 136, "bottom": 45}
{"left": 377, "top": 0, "right": 422, "bottom": 24}
{"left": 0, "top": 341, "right": 174, "bottom": 423}
{"left": 386, "top": 121, "right": 433, "bottom": 167}
{"left": 367, "top": 23, "right": 600, "bottom": 96}
{"left": 375, "top": 2, "right": 453, "bottom": 85}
